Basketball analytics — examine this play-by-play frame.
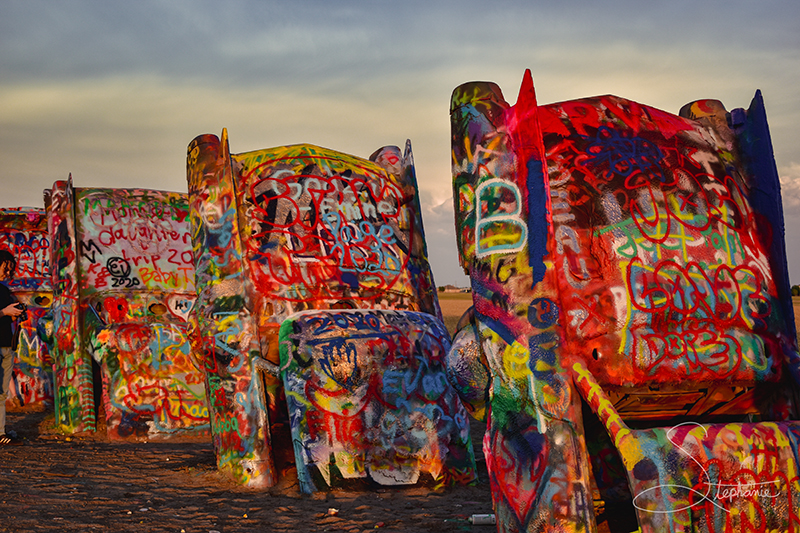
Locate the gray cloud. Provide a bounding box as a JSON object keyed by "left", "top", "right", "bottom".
{"left": 1, "top": 0, "right": 799, "bottom": 283}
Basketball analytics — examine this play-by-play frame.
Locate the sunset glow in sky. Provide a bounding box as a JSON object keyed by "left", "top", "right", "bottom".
{"left": 2, "top": 1, "right": 799, "bottom": 286}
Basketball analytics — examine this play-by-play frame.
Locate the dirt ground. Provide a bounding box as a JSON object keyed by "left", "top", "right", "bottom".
{"left": 0, "top": 409, "right": 493, "bottom": 533}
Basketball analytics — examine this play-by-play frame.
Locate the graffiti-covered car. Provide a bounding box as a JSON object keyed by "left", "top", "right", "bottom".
{"left": 0, "top": 207, "right": 53, "bottom": 409}
{"left": 45, "top": 178, "right": 208, "bottom": 439}
{"left": 448, "top": 70, "right": 800, "bottom": 531}
{"left": 187, "top": 131, "right": 477, "bottom": 490}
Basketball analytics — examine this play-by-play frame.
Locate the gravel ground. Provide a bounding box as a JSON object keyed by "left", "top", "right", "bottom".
{"left": 0, "top": 410, "right": 494, "bottom": 533}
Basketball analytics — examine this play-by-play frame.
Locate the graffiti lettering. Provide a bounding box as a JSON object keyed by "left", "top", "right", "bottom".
{"left": 475, "top": 179, "right": 527, "bottom": 257}
{"left": 322, "top": 212, "right": 400, "bottom": 275}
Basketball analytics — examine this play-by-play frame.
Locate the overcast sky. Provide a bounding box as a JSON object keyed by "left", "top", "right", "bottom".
{"left": 1, "top": 0, "right": 799, "bottom": 287}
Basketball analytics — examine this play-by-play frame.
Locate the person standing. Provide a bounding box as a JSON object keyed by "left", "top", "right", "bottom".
{"left": 0, "top": 250, "right": 23, "bottom": 444}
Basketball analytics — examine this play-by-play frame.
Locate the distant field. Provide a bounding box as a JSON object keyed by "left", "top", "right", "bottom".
{"left": 438, "top": 292, "right": 473, "bottom": 337}
{"left": 438, "top": 291, "right": 473, "bottom": 300}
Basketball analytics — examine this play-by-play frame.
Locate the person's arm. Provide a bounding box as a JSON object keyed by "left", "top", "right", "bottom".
{"left": 0, "top": 303, "right": 22, "bottom": 318}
